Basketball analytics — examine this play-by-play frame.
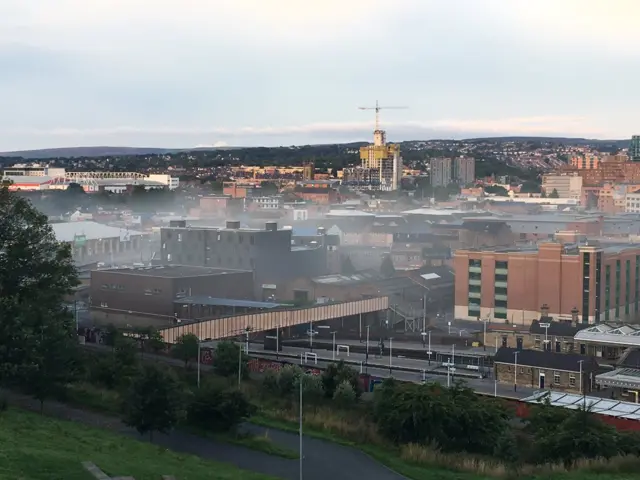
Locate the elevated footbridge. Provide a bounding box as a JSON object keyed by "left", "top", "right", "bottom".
{"left": 159, "top": 297, "right": 389, "bottom": 343}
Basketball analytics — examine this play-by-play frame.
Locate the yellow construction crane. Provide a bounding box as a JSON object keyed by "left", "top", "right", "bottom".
{"left": 358, "top": 100, "right": 408, "bottom": 131}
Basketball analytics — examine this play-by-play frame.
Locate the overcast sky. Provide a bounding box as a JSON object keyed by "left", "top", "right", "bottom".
{"left": 1, "top": 0, "right": 639, "bottom": 151}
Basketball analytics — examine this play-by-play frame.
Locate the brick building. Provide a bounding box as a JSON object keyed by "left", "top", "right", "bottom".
{"left": 454, "top": 242, "right": 640, "bottom": 325}
{"left": 494, "top": 347, "right": 598, "bottom": 393}
{"left": 90, "top": 265, "right": 254, "bottom": 326}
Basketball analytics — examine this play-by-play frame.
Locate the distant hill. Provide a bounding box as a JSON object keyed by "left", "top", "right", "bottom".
{"left": 463, "top": 136, "right": 629, "bottom": 147}
{"left": 0, "top": 145, "right": 241, "bottom": 159}
{"left": 1, "top": 136, "right": 631, "bottom": 160}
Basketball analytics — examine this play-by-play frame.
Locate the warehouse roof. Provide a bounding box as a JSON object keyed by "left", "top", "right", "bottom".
{"left": 96, "top": 265, "right": 249, "bottom": 278}
{"left": 51, "top": 221, "right": 145, "bottom": 242}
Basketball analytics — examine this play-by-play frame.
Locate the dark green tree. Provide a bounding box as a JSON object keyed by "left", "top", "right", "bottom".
{"left": 321, "top": 361, "right": 362, "bottom": 398}
{"left": 187, "top": 382, "right": 255, "bottom": 432}
{"left": 549, "top": 188, "right": 559, "bottom": 198}
{"left": 213, "top": 340, "right": 248, "bottom": 378}
{"left": 172, "top": 333, "right": 199, "bottom": 368}
{"left": 147, "top": 330, "right": 166, "bottom": 356}
{"left": 122, "top": 364, "right": 183, "bottom": 441}
{"left": 0, "top": 188, "right": 79, "bottom": 397}
{"left": 484, "top": 185, "right": 509, "bottom": 196}
{"left": 519, "top": 181, "right": 541, "bottom": 194}
{"left": 380, "top": 254, "right": 396, "bottom": 278}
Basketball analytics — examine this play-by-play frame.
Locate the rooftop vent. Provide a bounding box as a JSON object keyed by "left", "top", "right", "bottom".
{"left": 265, "top": 222, "right": 278, "bottom": 232}
{"left": 226, "top": 220, "right": 241, "bottom": 229}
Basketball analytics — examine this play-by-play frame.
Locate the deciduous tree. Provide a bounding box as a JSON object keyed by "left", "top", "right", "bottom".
{"left": 123, "top": 364, "right": 183, "bottom": 441}
{"left": 172, "top": 333, "right": 199, "bottom": 368}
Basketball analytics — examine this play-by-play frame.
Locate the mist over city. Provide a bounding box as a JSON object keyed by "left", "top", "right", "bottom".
{"left": 2, "top": 2, "right": 640, "bottom": 480}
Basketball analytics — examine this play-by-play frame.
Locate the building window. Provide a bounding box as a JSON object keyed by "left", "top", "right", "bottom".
{"left": 569, "top": 375, "right": 576, "bottom": 386}
{"left": 554, "top": 372, "right": 561, "bottom": 384}
{"left": 177, "top": 233, "right": 182, "bottom": 242}
{"left": 144, "top": 289, "right": 153, "bottom": 296}
{"left": 101, "top": 284, "right": 109, "bottom": 290}
{"left": 167, "top": 253, "right": 172, "bottom": 262}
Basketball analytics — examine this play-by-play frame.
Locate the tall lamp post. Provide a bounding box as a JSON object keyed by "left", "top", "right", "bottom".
{"left": 513, "top": 350, "right": 519, "bottom": 392}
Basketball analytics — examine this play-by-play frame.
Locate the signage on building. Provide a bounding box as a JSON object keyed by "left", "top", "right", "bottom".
{"left": 262, "top": 284, "right": 277, "bottom": 289}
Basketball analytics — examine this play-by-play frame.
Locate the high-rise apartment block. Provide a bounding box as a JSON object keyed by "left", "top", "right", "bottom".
{"left": 630, "top": 135, "right": 640, "bottom": 162}
{"left": 453, "top": 156, "right": 475, "bottom": 186}
{"left": 357, "top": 129, "right": 403, "bottom": 191}
{"left": 430, "top": 157, "right": 452, "bottom": 187}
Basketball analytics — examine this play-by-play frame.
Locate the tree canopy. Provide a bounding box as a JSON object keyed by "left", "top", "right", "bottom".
{"left": 0, "top": 187, "right": 80, "bottom": 399}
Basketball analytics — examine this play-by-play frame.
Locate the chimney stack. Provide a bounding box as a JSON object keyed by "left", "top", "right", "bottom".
{"left": 571, "top": 306, "right": 579, "bottom": 326}
{"left": 540, "top": 303, "right": 550, "bottom": 320}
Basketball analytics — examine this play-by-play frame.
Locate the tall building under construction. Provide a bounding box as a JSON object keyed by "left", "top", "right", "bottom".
{"left": 358, "top": 128, "right": 402, "bottom": 191}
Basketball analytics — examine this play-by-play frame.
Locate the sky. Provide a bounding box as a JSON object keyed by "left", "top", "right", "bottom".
{"left": 1, "top": 0, "right": 639, "bottom": 151}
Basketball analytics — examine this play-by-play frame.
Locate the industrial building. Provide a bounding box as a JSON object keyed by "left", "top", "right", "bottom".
{"left": 160, "top": 221, "right": 336, "bottom": 298}
{"left": 2, "top": 166, "right": 179, "bottom": 192}
{"left": 454, "top": 241, "right": 640, "bottom": 325}
{"left": 50, "top": 221, "right": 149, "bottom": 263}
{"left": 90, "top": 265, "right": 255, "bottom": 326}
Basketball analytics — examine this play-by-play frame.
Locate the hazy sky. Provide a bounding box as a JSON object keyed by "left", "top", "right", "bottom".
{"left": 1, "top": 0, "right": 639, "bottom": 151}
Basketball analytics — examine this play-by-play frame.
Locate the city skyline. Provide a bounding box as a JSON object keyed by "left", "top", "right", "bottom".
{"left": 1, "top": 0, "right": 639, "bottom": 150}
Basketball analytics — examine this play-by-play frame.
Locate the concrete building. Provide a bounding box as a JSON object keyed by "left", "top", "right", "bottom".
{"left": 90, "top": 265, "right": 255, "bottom": 326}
{"left": 430, "top": 157, "right": 452, "bottom": 187}
{"left": 454, "top": 242, "right": 640, "bottom": 325}
{"left": 453, "top": 156, "right": 475, "bottom": 186}
{"left": 625, "top": 191, "right": 640, "bottom": 213}
{"left": 160, "top": 221, "right": 333, "bottom": 298}
{"left": 541, "top": 173, "right": 582, "bottom": 199}
{"left": 358, "top": 127, "right": 403, "bottom": 191}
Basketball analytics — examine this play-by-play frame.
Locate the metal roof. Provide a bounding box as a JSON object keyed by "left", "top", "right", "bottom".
{"left": 174, "top": 296, "right": 283, "bottom": 309}
{"left": 596, "top": 368, "right": 640, "bottom": 390}
{"left": 521, "top": 391, "right": 640, "bottom": 421}
{"left": 574, "top": 324, "right": 640, "bottom": 347}
{"left": 50, "top": 221, "right": 145, "bottom": 242}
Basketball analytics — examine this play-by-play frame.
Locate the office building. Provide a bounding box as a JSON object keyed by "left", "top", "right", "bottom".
{"left": 630, "top": 135, "right": 640, "bottom": 162}
{"left": 454, "top": 242, "right": 640, "bottom": 325}
{"left": 430, "top": 157, "right": 452, "bottom": 187}
{"left": 541, "top": 173, "right": 582, "bottom": 199}
{"left": 453, "top": 156, "right": 475, "bottom": 186}
{"left": 570, "top": 154, "right": 601, "bottom": 170}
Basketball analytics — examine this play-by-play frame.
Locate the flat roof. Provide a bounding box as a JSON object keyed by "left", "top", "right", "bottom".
{"left": 174, "top": 296, "right": 283, "bottom": 309}
{"left": 596, "top": 368, "right": 640, "bottom": 389}
{"left": 51, "top": 221, "right": 145, "bottom": 242}
{"left": 574, "top": 324, "right": 640, "bottom": 347}
{"left": 402, "top": 208, "right": 468, "bottom": 216}
{"left": 95, "top": 265, "right": 250, "bottom": 278}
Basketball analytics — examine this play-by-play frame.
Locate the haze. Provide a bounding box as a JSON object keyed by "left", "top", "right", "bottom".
{"left": 2, "top": 0, "right": 639, "bottom": 151}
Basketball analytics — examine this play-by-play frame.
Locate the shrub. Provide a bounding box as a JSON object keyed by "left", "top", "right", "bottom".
{"left": 187, "top": 382, "right": 255, "bottom": 432}
{"left": 333, "top": 380, "right": 356, "bottom": 407}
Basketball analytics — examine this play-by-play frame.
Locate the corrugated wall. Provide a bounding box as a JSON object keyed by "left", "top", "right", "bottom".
{"left": 159, "top": 297, "right": 389, "bottom": 343}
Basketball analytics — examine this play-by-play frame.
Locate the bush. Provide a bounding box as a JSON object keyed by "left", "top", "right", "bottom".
{"left": 213, "top": 341, "right": 249, "bottom": 378}
{"left": 262, "top": 370, "right": 279, "bottom": 395}
{"left": 187, "top": 382, "right": 255, "bottom": 433}
{"left": 278, "top": 365, "right": 302, "bottom": 396}
{"left": 333, "top": 381, "right": 356, "bottom": 407}
{"left": 321, "top": 361, "right": 362, "bottom": 399}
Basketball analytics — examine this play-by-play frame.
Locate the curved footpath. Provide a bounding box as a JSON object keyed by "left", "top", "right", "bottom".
{"left": 2, "top": 390, "right": 406, "bottom": 480}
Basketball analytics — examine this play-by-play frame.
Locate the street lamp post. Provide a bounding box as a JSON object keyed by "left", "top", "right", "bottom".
{"left": 365, "top": 325, "right": 370, "bottom": 369}
{"left": 426, "top": 331, "right": 432, "bottom": 365}
{"left": 514, "top": 351, "right": 519, "bottom": 391}
{"left": 276, "top": 325, "right": 280, "bottom": 360}
{"left": 389, "top": 337, "right": 393, "bottom": 371}
{"left": 332, "top": 331, "right": 337, "bottom": 361}
{"left": 238, "top": 341, "right": 243, "bottom": 387}
{"left": 299, "top": 372, "right": 303, "bottom": 480}
{"left": 579, "top": 359, "right": 585, "bottom": 405}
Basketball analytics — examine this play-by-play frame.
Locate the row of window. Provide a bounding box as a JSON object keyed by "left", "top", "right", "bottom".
{"left": 504, "top": 365, "right": 577, "bottom": 386}
{"left": 467, "top": 259, "right": 508, "bottom": 319}
{"left": 100, "top": 284, "right": 162, "bottom": 295}
{"left": 167, "top": 231, "right": 256, "bottom": 245}
{"left": 165, "top": 253, "right": 255, "bottom": 268}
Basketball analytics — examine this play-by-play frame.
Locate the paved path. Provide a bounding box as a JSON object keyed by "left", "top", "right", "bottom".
{"left": 2, "top": 390, "right": 406, "bottom": 480}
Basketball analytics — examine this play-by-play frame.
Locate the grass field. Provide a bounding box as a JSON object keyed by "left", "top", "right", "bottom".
{"left": 0, "top": 408, "right": 277, "bottom": 480}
